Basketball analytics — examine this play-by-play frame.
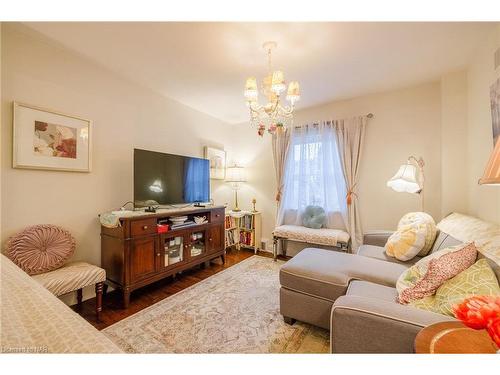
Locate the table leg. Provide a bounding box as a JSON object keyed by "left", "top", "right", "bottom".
{"left": 95, "top": 282, "right": 103, "bottom": 321}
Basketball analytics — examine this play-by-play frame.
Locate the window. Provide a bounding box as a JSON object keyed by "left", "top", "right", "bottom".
{"left": 279, "top": 124, "right": 347, "bottom": 227}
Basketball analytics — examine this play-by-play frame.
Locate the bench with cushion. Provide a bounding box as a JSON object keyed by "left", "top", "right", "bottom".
{"left": 273, "top": 224, "right": 350, "bottom": 259}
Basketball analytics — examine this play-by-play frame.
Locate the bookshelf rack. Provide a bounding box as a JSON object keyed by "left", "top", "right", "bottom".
{"left": 225, "top": 210, "right": 262, "bottom": 254}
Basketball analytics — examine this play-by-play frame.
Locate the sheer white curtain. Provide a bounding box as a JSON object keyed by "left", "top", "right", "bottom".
{"left": 278, "top": 122, "right": 348, "bottom": 230}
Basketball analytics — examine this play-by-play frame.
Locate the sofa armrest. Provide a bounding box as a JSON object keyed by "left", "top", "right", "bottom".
{"left": 330, "top": 296, "right": 455, "bottom": 353}
{"left": 363, "top": 230, "right": 394, "bottom": 247}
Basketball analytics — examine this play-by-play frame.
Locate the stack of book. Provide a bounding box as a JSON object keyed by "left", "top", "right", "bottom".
{"left": 240, "top": 214, "right": 253, "bottom": 230}
{"left": 225, "top": 215, "right": 237, "bottom": 229}
{"left": 239, "top": 231, "right": 254, "bottom": 246}
{"left": 225, "top": 230, "right": 237, "bottom": 247}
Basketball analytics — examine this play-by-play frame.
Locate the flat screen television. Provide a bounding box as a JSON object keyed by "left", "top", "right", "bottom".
{"left": 134, "top": 149, "right": 210, "bottom": 207}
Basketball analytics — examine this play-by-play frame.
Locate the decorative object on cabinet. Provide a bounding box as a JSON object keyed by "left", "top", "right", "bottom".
{"left": 387, "top": 156, "right": 425, "bottom": 211}
{"left": 225, "top": 165, "right": 246, "bottom": 212}
{"left": 251, "top": 198, "right": 257, "bottom": 212}
{"left": 479, "top": 137, "right": 500, "bottom": 185}
{"left": 225, "top": 210, "right": 262, "bottom": 254}
{"left": 204, "top": 146, "right": 226, "bottom": 180}
{"left": 13, "top": 102, "right": 92, "bottom": 172}
{"left": 100, "top": 206, "right": 226, "bottom": 308}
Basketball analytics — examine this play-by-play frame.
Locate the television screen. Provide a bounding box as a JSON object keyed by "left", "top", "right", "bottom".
{"left": 134, "top": 149, "right": 210, "bottom": 207}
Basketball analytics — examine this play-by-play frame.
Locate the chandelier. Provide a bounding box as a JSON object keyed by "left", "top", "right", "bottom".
{"left": 244, "top": 41, "right": 300, "bottom": 136}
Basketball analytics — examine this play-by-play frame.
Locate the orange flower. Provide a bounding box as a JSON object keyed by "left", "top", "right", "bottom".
{"left": 452, "top": 296, "right": 500, "bottom": 330}
{"left": 487, "top": 317, "right": 500, "bottom": 348}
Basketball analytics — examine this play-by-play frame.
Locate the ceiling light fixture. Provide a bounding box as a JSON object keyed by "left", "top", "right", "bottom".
{"left": 244, "top": 41, "right": 300, "bottom": 137}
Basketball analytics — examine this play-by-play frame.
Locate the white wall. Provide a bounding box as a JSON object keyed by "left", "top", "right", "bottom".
{"left": 1, "top": 24, "right": 234, "bottom": 303}
{"left": 440, "top": 70, "right": 469, "bottom": 218}
{"left": 465, "top": 25, "right": 500, "bottom": 224}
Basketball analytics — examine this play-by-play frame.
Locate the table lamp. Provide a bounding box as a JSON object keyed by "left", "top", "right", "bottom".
{"left": 479, "top": 137, "right": 500, "bottom": 185}
{"left": 226, "top": 165, "right": 246, "bottom": 212}
{"left": 387, "top": 156, "right": 425, "bottom": 211}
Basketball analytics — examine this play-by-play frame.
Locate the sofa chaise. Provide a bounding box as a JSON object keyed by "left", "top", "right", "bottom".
{"left": 279, "top": 212, "right": 500, "bottom": 353}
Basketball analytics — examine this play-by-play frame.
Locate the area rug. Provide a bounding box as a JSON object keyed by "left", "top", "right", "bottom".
{"left": 103, "top": 255, "right": 329, "bottom": 353}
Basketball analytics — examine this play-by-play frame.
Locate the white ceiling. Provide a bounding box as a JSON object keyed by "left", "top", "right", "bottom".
{"left": 24, "top": 22, "right": 495, "bottom": 124}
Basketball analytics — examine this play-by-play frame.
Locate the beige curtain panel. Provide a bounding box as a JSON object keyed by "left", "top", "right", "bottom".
{"left": 333, "top": 116, "right": 367, "bottom": 251}
{"left": 271, "top": 127, "right": 291, "bottom": 225}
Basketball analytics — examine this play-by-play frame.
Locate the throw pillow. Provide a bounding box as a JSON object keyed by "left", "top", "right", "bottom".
{"left": 396, "top": 242, "right": 478, "bottom": 304}
{"left": 385, "top": 224, "right": 427, "bottom": 261}
{"left": 397, "top": 212, "right": 437, "bottom": 256}
{"left": 5, "top": 224, "right": 76, "bottom": 275}
{"left": 302, "top": 205, "right": 327, "bottom": 229}
{"left": 410, "top": 259, "right": 500, "bottom": 316}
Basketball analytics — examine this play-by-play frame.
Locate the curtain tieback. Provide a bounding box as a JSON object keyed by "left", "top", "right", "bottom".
{"left": 346, "top": 185, "right": 358, "bottom": 206}
{"left": 276, "top": 189, "right": 282, "bottom": 202}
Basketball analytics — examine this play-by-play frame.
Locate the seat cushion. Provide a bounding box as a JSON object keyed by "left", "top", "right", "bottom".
{"left": 347, "top": 280, "right": 398, "bottom": 302}
{"left": 280, "top": 248, "right": 408, "bottom": 301}
{"left": 357, "top": 244, "right": 419, "bottom": 266}
{"left": 273, "top": 225, "right": 349, "bottom": 246}
{"left": 32, "top": 261, "right": 106, "bottom": 296}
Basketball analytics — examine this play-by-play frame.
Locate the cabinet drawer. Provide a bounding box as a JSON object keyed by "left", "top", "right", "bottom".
{"left": 211, "top": 208, "right": 225, "bottom": 223}
{"left": 131, "top": 218, "right": 157, "bottom": 236}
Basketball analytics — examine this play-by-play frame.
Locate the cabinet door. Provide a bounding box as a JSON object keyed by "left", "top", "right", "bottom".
{"left": 130, "top": 236, "right": 157, "bottom": 283}
{"left": 207, "top": 225, "right": 224, "bottom": 253}
{"left": 186, "top": 230, "right": 207, "bottom": 260}
{"left": 158, "top": 234, "right": 185, "bottom": 271}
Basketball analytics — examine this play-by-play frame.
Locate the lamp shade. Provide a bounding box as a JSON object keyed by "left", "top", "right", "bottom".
{"left": 226, "top": 165, "right": 246, "bottom": 183}
{"left": 271, "top": 70, "right": 286, "bottom": 93}
{"left": 244, "top": 77, "right": 258, "bottom": 100}
{"left": 387, "top": 163, "right": 421, "bottom": 193}
{"left": 479, "top": 137, "right": 500, "bottom": 185}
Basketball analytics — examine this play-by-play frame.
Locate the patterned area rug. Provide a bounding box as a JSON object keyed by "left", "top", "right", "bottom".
{"left": 103, "top": 256, "right": 329, "bottom": 353}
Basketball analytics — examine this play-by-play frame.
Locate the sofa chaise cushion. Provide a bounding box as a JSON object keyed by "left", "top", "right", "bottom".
{"left": 280, "top": 248, "right": 408, "bottom": 302}
{"left": 357, "top": 244, "right": 420, "bottom": 266}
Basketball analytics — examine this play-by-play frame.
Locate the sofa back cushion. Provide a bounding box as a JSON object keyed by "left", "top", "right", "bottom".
{"left": 437, "top": 213, "right": 500, "bottom": 271}
{"left": 428, "top": 230, "right": 462, "bottom": 254}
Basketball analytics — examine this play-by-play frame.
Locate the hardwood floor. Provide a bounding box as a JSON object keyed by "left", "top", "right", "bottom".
{"left": 73, "top": 249, "right": 284, "bottom": 330}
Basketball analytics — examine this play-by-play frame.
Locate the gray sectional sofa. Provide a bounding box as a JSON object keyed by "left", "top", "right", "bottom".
{"left": 279, "top": 213, "right": 500, "bottom": 353}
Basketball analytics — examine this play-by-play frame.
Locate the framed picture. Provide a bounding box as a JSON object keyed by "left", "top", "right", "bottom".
{"left": 204, "top": 146, "right": 226, "bottom": 180}
{"left": 490, "top": 77, "right": 500, "bottom": 145}
{"left": 13, "top": 102, "right": 92, "bottom": 172}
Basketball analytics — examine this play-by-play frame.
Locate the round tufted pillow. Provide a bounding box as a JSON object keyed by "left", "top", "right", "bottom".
{"left": 385, "top": 224, "right": 428, "bottom": 261}
{"left": 5, "top": 224, "right": 75, "bottom": 275}
{"left": 398, "top": 212, "right": 437, "bottom": 256}
{"left": 302, "top": 205, "right": 327, "bottom": 229}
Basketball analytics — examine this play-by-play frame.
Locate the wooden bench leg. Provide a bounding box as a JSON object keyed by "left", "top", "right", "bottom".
{"left": 76, "top": 288, "right": 83, "bottom": 305}
{"left": 95, "top": 282, "right": 103, "bottom": 321}
{"left": 221, "top": 252, "right": 226, "bottom": 264}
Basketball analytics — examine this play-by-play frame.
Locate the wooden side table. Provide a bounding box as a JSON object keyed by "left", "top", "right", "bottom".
{"left": 415, "top": 321, "right": 498, "bottom": 354}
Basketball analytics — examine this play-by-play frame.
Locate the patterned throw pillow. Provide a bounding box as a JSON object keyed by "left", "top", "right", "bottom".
{"left": 410, "top": 259, "right": 500, "bottom": 316}
{"left": 396, "top": 242, "right": 478, "bottom": 304}
{"left": 397, "top": 212, "right": 437, "bottom": 256}
{"left": 385, "top": 224, "right": 427, "bottom": 261}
